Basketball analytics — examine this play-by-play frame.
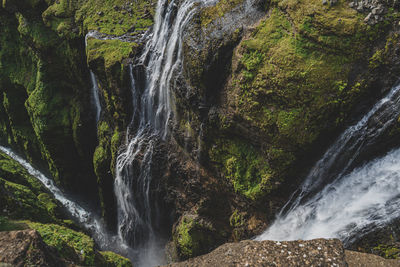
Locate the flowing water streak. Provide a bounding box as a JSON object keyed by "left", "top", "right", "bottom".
{"left": 114, "top": 0, "right": 216, "bottom": 264}
{"left": 85, "top": 32, "right": 102, "bottom": 123}
{"left": 257, "top": 148, "right": 400, "bottom": 244}
{"left": 282, "top": 83, "right": 400, "bottom": 215}
{"left": 89, "top": 71, "right": 102, "bottom": 123}
{"left": 258, "top": 82, "right": 400, "bottom": 243}
{"left": 0, "top": 145, "right": 110, "bottom": 245}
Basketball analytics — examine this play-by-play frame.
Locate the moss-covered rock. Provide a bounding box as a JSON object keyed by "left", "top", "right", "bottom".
{"left": 173, "top": 213, "right": 222, "bottom": 260}
{"left": 99, "top": 251, "right": 132, "bottom": 267}
{"left": 76, "top": 0, "right": 154, "bottom": 36}
{"left": 26, "top": 221, "right": 97, "bottom": 265}
{"left": 0, "top": 150, "right": 66, "bottom": 223}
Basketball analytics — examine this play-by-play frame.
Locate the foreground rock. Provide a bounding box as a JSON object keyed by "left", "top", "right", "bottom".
{"left": 345, "top": 250, "right": 400, "bottom": 267}
{"left": 0, "top": 230, "right": 61, "bottom": 267}
{"left": 167, "top": 239, "right": 347, "bottom": 267}
{"left": 167, "top": 238, "right": 400, "bottom": 267}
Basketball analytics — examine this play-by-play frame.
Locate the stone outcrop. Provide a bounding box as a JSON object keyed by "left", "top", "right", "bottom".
{"left": 348, "top": 0, "right": 400, "bottom": 25}
{"left": 166, "top": 238, "right": 400, "bottom": 267}
{"left": 0, "top": 230, "right": 62, "bottom": 267}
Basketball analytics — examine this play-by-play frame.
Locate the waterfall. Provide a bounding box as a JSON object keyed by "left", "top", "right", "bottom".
{"left": 89, "top": 71, "right": 102, "bottom": 123}
{"left": 258, "top": 82, "right": 400, "bottom": 244}
{"left": 114, "top": 0, "right": 216, "bottom": 265}
{"left": 0, "top": 146, "right": 109, "bottom": 246}
{"left": 85, "top": 32, "right": 102, "bottom": 124}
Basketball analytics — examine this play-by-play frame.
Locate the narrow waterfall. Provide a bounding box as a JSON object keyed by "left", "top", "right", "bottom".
{"left": 258, "top": 82, "right": 400, "bottom": 244}
{"left": 0, "top": 145, "right": 109, "bottom": 245}
{"left": 85, "top": 32, "right": 102, "bottom": 124}
{"left": 114, "top": 0, "right": 215, "bottom": 265}
{"left": 89, "top": 71, "right": 102, "bottom": 123}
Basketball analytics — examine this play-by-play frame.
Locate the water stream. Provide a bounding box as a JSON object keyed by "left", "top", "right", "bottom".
{"left": 258, "top": 82, "right": 400, "bottom": 244}
{"left": 0, "top": 146, "right": 108, "bottom": 245}
{"left": 85, "top": 32, "right": 102, "bottom": 124}
{"left": 114, "top": 0, "right": 216, "bottom": 265}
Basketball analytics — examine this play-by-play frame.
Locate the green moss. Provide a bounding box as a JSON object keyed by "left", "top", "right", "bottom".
{"left": 214, "top": 0, "right": 391, "bottom": 199}
{"left": 373, "top": 244, "right": 400, "bottom": 259}
{"left": 369, "top": 34, "right": 399, "bottom": 69}
{"left": 38, "top": 193, "right": 61, "bottom": 219}
{"left": 0, "top": 151, "right": 43, "bottom": 194}
{"left": 229, "top": 210, "right": 244, "bottom": 228}
{"left": 174, "top": 215, "right": 214, "bottom": 259}
{"left": 26, "top": 222, "right": 96, "bottom": 266}
{"left": 87, "top": 38, "right": 138, "bottom": 70}
{"left": 76, "top": 0, "right": 154, "bottom": 36}
{"left": 0, "top": 216, "right": 26, "bottom": 231}
{"left": 201, "top": 0, "right": 246, "bottom": 27}
{"left": 0, "top": 177, "right": 54, "bottom": 222}
{"left": 99, "top": 251, "right": 132, "bottom": 267}
{"left": 209, "top": 138, "right": 272, "bottom": 199}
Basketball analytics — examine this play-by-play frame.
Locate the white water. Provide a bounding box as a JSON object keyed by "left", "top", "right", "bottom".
{"left": 114, "top": 0, "right": 217, "bottom": 265}
{"left": 89, "top": 71, "right": 102, "bottom": 123}
{"left": 85, "top": 32, "right": 102, "bottom": 124}
{"left": 258, "top": 83, "right": 400, "bottom": 244}
{"left": 0, "top": 145, "right": 108, "bottom": 244}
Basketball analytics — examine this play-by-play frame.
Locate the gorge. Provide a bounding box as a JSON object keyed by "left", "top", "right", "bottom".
{"left": 1, "top": 0, "right": 400, "bottom": 266}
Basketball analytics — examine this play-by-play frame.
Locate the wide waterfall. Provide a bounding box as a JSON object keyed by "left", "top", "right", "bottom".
{"left": 258, "top": 82, "right": 400, "bottom": 244}
{"left": 114, "top": 0, "right": 215, "bottom": 265}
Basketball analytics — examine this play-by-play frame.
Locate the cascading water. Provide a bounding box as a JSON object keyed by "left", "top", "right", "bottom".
{"left": 114, "top": 0, "right": 216, "bottom": 265}
{"left": 89, "top": 71, "right": 102, "bottom": 123}
{"left": 0, "top": 145, "right": 108, "bottom": 245}
{"left": 85, "top": 32, "right": 102, "bottom": 124}
{"left": 258, "top": 82, "right": 400, "bottom": 245}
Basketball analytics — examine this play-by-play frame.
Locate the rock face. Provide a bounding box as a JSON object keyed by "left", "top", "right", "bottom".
{"left": 2, "top": 0, "right": 400, "bottom": 263}
{"left": 348, "top": 0, "right": 400, "bottom": 25}
{"left": 166, "top": 238, "right": 400, "bottom": 267}
{"left": 167, "top": 239, "right": 348, "bottom": 267}
{"left": 345, "top": 250, "right": 400, "bottom": 267}
{"left": 0, "top": 230, "right": 62, "bottom": 267}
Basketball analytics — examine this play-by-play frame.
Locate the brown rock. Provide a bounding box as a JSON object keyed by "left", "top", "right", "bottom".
{"left": 0, "top": 230, "right": 63, "bottom": 267}
{"left": 345, "top": 250, "right": 400, "bottom": 267}
{"left": 165, "top": 239, "right": 348, "bottom": 267}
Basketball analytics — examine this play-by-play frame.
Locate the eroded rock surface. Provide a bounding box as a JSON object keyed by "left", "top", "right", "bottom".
{"left": 0, "top": 230, "right": 61, "bottom": 267}
{"left": 166, "top": 238, "right": 400, "bottom": 267}
{"left": 166, "top": 239, "right": 347, "bottom": 267}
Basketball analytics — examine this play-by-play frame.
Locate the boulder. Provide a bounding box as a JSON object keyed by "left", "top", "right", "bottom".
{"left": 166, "top": 238, "right": 348, "bottom": 267}
{"left": 166, "top": 238, "right": 400, "bottom": 267}
{"left": 0, "top": 230, "right": 62, "bottom": 267}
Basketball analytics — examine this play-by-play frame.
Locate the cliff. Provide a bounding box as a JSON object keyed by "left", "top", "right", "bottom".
{"left": 1, "top": 0, "right": 400, "bottom": 265}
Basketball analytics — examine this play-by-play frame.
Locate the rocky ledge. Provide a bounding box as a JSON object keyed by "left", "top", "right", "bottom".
{"left": 166, "top": 239, "right": 400, "bottom": 267}
{"left": 0, "top": 230, "right": 62, "bottom": 267}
